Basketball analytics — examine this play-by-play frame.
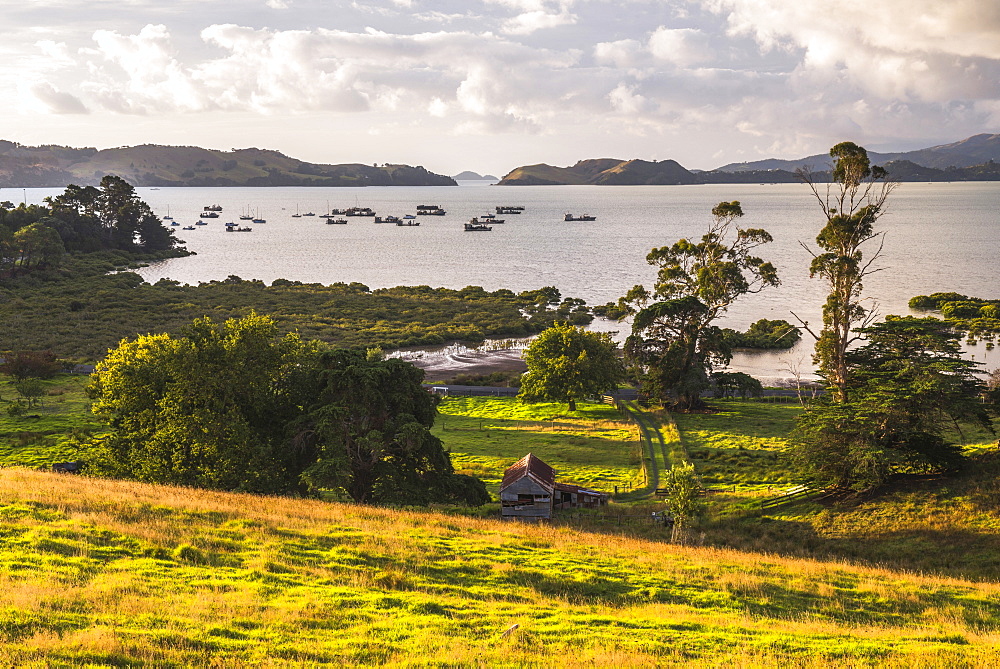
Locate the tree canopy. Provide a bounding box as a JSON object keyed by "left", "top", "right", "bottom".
{"left": 518, "top": 322, "right": 624, "bottom": 411}
{"left": 793, "top": 316, "right": 991, "bottom": 489}
{"left": 617, "top": 201, "right": 778, "bottom": 409}
{"left": 0, "top": 176, "right": 182, "bottom": 279}
{"left": 87, "top": 313, "right": 488, "bottom": 505}
{"left": 796, "top": 142, "right": 896, "bottom": 402}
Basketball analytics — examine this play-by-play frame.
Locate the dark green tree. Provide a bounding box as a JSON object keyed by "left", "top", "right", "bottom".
{"left": 795, "top": 142, "right": 897, "bottom": 402}
{"left": 1, "top": 350, "right": 61, "bottom": 380}
{"left": 518, "top": 322, "right": 624, "bottom": 411}
{"left": 88, "top": 313, "right": 316, "bottom": 492}
{"left": 793, "top": 316, "right": 989, "bottom": 488}
{"left": 617, "top": 201, "right": 778, "bottom": 410}
{"left": 294, "top": 349, "right": 489, "bottom": 505}
{"left": 87, "top": 313, "right": 488, "bottom": 505}
{"left": 12, "top": 222, "right": 64, "bottom": 274}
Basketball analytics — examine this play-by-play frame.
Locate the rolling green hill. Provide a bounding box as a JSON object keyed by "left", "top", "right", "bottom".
{"left": 4, "top": 467, "right": 1000, "bottom": 666}
{"left": 0, "top": 140, "right": 456, "bottom": 188}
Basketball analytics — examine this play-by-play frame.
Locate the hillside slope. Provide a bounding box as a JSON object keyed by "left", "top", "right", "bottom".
{"left": 499, "top": 158, "right": 699, "bottom": 185}
{"left": 715, "top": 133, "right": 1000, "bottom": 172}
{"left": 0, "top": 140, "right": 456, "bottom": 188}
{"left": 1, "top": 468, "right": 999, "bottom": 666}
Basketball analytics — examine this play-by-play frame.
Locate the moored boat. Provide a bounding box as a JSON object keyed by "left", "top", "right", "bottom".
{"left": 345, "top": 207, "right": 376, "bottom": 217}
{"left": 199, "top": 211, "right": 219, "bottom": 219}
{"left": 564, "top": 213, "right": 596, "bottom": 221}
{"left": 203, "top": 204, "right": 223, "bottom": 212}
{"left": 325, "top": 217, "right": 348, "bottom": 225}
{"left": 496, "top": 206, "right": 524, "bottom": 214}
{"left": 465, "top": 221, "right": 492, "bottom": 231}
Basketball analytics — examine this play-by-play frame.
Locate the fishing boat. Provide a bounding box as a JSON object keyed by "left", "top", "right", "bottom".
{"left": 464, "top": 221, "right": 492, "bottom": 231}
{"left": 469, "top": 216, "right": 504, "bottom": 225}
{"left": 496, "top": 206, "right": 524, "bottom": 214}
{"left": 182, "top": 225, "right": 196, "bottom": 230}
{"left": 199, "top": 211, "right": 219, "bottom": 219}
{"left": 345, "top": 206, "right": 376, "bottom": 217}
{"left": 325, "top": 217, "right": 348, "bottom": 225}
{"left": 225, "top": 225, "right": 253, "bottom": 232}
{"left": 303, "top": 211, "right": 315, "bottom": 217}
{"left": 203, "top": 204, "right": 222, "bottom": 212}
{"left": 195, "top": 220, "right": 208, "bottom": 226}
{"left": 564, "top": 213, "right": 596, "bottom": 221}
{"left": 416, "top": 205, "right": 446, "bottom": 216}
{"left": 378, "top": 215, "right": 401, "bottom": 224}
{"left": 397, "top": 217, "right": 420, "bottom": 226}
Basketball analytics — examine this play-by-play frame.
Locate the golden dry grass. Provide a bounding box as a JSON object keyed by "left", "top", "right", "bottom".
{"left": 1, "top": 468, "right": 1000, "bottom": 666}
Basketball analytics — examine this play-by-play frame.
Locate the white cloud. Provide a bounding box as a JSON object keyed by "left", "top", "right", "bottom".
{"left": 485, "top": 0, "right": 578, "bottom": 35}
{"left": 648, "top": 27, "right": 712, "bottom": 67}
{"left": 706, "top": 0, "right": 1000, "bottom": 102}
{"left": 23, "top": 81, "right": 89, "bottom": 114}
{"left": 594, "top": 39, "right": 642, "bottom": 68}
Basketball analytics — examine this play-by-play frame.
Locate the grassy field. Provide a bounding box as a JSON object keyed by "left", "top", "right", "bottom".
{"left": 0, "top": 375, "right": 104, "bottom": 469}
{"left": 3, "top": 468, "right": 1000, "bottom": 666}
{"left": 669, "top": 400, "right": 804, "bottom": 489}
{"left": 433, "top": 397, "right": 644, "bottom": 494}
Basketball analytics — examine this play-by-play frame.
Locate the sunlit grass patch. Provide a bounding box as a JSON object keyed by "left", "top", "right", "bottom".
{"left": 0, "top": 374, "right": 106, "bottom": 469}
{"left": 435, "top": 397, "right": 643, "bottom": 493}
{"left": 672, "top": 401, "right": 802, "bottom": 486}
{"left": 2, "top": 468, "right": 1000, "bottom": 665}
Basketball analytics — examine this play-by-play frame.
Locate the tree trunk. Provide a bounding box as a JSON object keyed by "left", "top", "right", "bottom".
{"left": 568, "top": 398, "right": 577, "bottom": 412}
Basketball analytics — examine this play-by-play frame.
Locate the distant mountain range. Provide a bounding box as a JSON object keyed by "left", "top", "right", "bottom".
{"left": 498, "top": 134, "right": 1000, "bottom": 185}
{"left": 453, "top": 171, "right": 499, "bottom": 181}
{"left": 715, "top": 134, "right": 1000, "bottom": 172}
{"left": 0, "top": 141, "right": 456, "bottom": 188}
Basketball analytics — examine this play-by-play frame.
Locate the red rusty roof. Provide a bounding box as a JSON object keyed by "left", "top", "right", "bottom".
{"left": 500, "top": 453, "right": 556, "bottom": 491}
{"left": 554, "top": 482, "right": 607, "bottom": 498}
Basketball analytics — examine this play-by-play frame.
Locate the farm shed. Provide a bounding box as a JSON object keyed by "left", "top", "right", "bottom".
{"left": 500, "top": 453, "right": 609, "bottom": 520}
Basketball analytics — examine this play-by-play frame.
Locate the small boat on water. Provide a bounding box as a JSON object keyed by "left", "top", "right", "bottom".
{"left": 252, "top": 217, "right": 266, "bottom": 224}
{"left": 325, "top": 217, "right": 348, "bottom": 225}
{"left": 182, "top": 225, "right": 196, "bottom": 230}
{"left": 170, "top": 221, "right": 180, "bottom": 226}
{"left": 163, "top": 205, "right": 173, "bottom": 221}
{"left": 416, "top": 205, "right": 446, "bottom": 216}
{"left": 397, "top": 217, "right": 420, "bottom": 226}
{"left": 378, "top": 215, "right": 401, "bottom": 224}
{"left": 465, "top": 221, "right": 492, "bottom": 231}
{"left": 496, "top": 206, "right": 524, "bottom": 214}
{"left": 226, "top": 225, "right": 253, "bottom": 232}
{"left": 203, "top": 204, "right": 223, "bottom": 212}
{"left": 199, "top": 211, "right": 219, "bottom": 219}
{"left": 195, "top": 220, "right": 208, "bottom": 226}
{"left": 303, "top": 211, "right": 315, "bottom": 217}
{"left": 470, "top": 216, "right": 504, "bottom": 225}
{"left": 292, "top": 204, "right": 301, "bottom": 219}
{"left": 345, "top": 207, "right": 376, "bottom": 217}
{"left": 564, "top": 213, "right": 596, "bottom": 221}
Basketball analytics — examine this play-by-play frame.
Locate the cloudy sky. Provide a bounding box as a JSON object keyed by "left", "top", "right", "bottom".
{"left": 3, "top": 0, "right": 999, "bottom": 176}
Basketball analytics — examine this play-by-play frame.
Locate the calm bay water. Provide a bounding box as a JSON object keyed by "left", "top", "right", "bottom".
{"left": 12, "top": 181, "right": 1000, "bottom": 382}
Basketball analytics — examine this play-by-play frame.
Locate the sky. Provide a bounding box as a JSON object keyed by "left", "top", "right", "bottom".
{"left": 2, "top": 0, "right": 999, "bottom": 177}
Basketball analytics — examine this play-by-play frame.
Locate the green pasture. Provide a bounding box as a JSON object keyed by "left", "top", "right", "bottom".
{"left": 0, "top": 375, "right": 104, "bottom": 469}
{"left": 671, "top": 400, "right": 803, "bottom": 488}
{"left": 434, "top": 397, "right": 644, "bottom": 493}
{"left": 2, "top": 468, "right": 1000, "bottom": 666}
